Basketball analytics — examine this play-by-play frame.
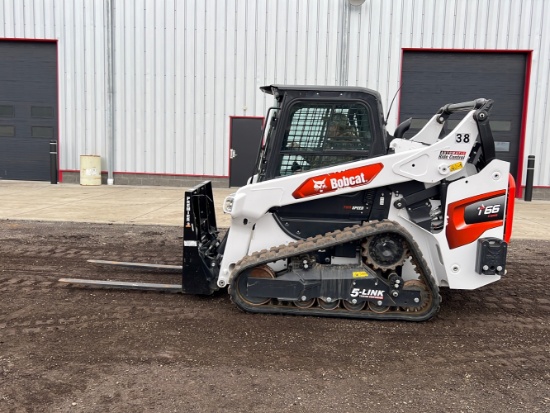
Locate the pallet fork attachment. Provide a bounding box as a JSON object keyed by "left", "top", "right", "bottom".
{"left": 59, "top": 181, "right": 221, "bottom": 295}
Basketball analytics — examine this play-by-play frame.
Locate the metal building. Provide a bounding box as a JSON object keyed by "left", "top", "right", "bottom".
{"left": 0, "top": 0, "right": 548, "bottom": 198}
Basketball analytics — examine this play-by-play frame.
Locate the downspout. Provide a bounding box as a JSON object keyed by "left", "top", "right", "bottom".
{"left": 337, "top": 1, "right": 351, "bottom": 86}
{"left": 105, "top": 0, "right": 115, "bottom": 185}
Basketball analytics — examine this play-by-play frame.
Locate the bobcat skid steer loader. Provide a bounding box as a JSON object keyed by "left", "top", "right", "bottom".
{"left": 60, "top": 85, "right": 515, "bottom": 321}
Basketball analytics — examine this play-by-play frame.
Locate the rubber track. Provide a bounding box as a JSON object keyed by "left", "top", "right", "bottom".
{"left": 229, "top": 220, "right": 441, "bottom": 321}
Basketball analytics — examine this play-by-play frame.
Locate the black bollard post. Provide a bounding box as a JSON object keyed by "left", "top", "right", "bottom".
{"left": 49, "top": 140, "right": 58, "bottom": 184}
{"left": 524, "top": 155, "right": 535, "bottom": 202}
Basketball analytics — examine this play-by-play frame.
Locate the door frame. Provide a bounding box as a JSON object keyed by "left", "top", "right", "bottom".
{"left": 0, "top": 37, "right": 60, "bottom": 182}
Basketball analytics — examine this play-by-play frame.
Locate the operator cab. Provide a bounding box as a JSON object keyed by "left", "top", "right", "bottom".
{"left": 251, "top": 85, "right": 392, "bottom": 240}
{"left": 255, "top": 85, "right": 388, "bottom": 182}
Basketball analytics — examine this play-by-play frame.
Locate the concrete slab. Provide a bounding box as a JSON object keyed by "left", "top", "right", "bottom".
{"left": 0, "top": 180, "right": 548, "bottom": 240}
{"left": 510, "top": 200, "right": 550, "bottom": 240}
{"left": 0, "top": 181, "right": 236, "bottom": 227}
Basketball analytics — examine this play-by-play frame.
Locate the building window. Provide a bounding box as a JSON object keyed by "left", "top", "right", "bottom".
{"left": 31, "top": 106, "right": 54, "bottom": 118}
{"left": 31, "top": 126, "right": 54, "bottom": 138}
{"left": 0, "top": 125, "right": 15, "bottom": 137}
{"left": 0, "top": 105, "right": 14, "bottom": 118}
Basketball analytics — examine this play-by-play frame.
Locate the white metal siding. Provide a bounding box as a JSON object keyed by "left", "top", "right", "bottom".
{"left": 0, "top": 0, "right": 549, "bottom": 186}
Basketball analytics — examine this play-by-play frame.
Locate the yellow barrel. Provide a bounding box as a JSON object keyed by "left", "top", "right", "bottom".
{"left": 80, "top": 155, "right": 102, "bottom": 186}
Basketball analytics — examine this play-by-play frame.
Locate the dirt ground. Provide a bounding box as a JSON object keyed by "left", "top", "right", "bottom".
{"left": 0, "top": 220, "right": 548, "bottom": 412}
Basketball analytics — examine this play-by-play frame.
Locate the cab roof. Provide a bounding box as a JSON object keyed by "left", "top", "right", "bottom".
{"left": 260, "top": 84, "right": 382, "bottom": 101}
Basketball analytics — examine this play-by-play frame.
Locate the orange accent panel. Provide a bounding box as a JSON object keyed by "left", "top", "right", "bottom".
{"left": 446, "top": 190, "right": 506, "bottom": 249}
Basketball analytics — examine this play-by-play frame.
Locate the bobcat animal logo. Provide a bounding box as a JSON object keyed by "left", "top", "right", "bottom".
{"left": 313, "top": 178, "right": 327, "bottom": 192}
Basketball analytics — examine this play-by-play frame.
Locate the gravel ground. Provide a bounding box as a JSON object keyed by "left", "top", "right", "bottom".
{"left": 0, "top": 220, "right": 549, "bottom": 412}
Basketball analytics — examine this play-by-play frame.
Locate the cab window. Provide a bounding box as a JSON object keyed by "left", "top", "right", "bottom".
{"left": 278, "top": 102, "right": 372, "bottom": 176}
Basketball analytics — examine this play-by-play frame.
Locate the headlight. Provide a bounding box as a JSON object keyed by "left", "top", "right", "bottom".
{"left": 223, "top": 194, "right": 235, "bottom": 213}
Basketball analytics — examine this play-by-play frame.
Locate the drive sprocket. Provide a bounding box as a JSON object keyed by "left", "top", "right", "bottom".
{"left": 361, "top": 232, "right": 408, "bottom": 270}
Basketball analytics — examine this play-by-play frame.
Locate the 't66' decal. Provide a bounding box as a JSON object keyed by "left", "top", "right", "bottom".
{"left": 479, "top": 204, "right": 500, "bottom": 215}
{"left": 464, "top": 195, "right": 505, "bottom": 224}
